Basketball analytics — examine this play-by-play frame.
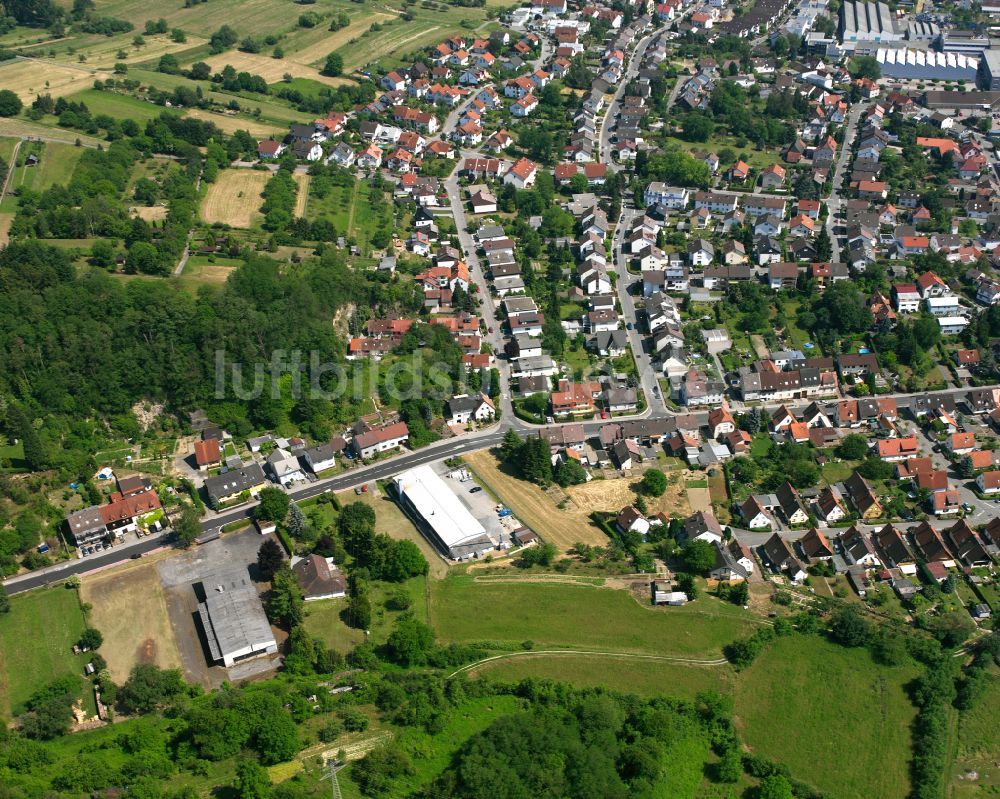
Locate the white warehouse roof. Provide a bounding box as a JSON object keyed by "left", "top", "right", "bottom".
{"left": 876, "top": 48, "right": 978, "bottom": 70}
{"left": 394, "top": 465, "right": 488, "bottom": 550}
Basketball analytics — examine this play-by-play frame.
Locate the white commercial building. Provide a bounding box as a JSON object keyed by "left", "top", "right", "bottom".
{"left": 394, "top": 465, "right": 497, "bottom": 560}
{"left": 876, "top": 48, "right": 979, "bottom": 82}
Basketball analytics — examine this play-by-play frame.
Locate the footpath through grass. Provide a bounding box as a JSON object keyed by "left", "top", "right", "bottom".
{"left": 430, "top": 575, "right": 755, "bottom": 657}
{"left": 0, "top": 586, "right": 91, "bottom": 716}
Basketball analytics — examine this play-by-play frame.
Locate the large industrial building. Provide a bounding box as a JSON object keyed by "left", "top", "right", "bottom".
{"left": 839, "top": 1, "right": 903, "bottom": 46}
{"left": 394, "top": 465, "right": 497, "bottom": 560}
{"left": 980, "top": 51, "right": 1000, "bottom": 91}
{"left": 197, "top": 569, "right": 278, "bottom": 667}
{"left": 876, "top": 48, "right": 979, "bottom": 81}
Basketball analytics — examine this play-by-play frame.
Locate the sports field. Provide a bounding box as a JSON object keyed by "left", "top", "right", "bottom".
{"left": 734, "top": 635, "right": 918, "bottom": 799}
{"left": 0, "top": 587, "right": 91, "bottom": 715}
{"left": 431, "top": 575, "right": 755, "bottom": 658}
{"left": 200, "top": 168, "right": 269, "bottom": 227}
{"left": 80, "top": 558, "right": 183, "bottom": 683}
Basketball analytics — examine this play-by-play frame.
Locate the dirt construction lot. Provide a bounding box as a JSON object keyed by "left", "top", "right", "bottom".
{"left": 566, "top": 473, "right": 692, "bottom": 519}
{"left": 80, "top": 557, "right": 183, "bottom": 683}
{"left": 464, "top": 450, "right": 608, "bottom": 551}
{"left": 200, "top": 169, "right": 269, "bottom": 227}
{"left": 465, "top": 450, "right": 697, "bottom": 552}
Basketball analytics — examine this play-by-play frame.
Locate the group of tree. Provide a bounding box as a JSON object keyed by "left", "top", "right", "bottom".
{"left": 499, "top": 430, "right": 553, "bottom": 486}
{"left": 338, "top": 502, "right": 428, "bottom": 582}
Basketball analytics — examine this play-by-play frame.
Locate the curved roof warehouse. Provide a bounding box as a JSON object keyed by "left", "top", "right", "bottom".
{"left": 393, "top": 464, "right": 497, "bottom": 560}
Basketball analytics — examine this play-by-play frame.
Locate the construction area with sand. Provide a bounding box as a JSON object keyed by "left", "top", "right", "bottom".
{"left": 80, "top": 557, "right": 183, "bottom": 683}
{"left": 464, "top": 450, "right": 697, "bottom": 552}
{"left": 200, "top": 169, "right": 269, "bottom": 227}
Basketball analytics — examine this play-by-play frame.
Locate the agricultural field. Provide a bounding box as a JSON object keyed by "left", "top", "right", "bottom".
{"left": 92, "top": 0, "right": 316, "bottom": 37}
{"left": 200, "top": 51, "right": 349, "bottom": 88}
{"left": 200, "top": 168, "right": 269, "bottom": 227}
{"left": 0, "top": 116, "right": 103, "bottom": 146}
{"left": 286, "top": 13, "right": 395, "bottom": 68}
{"left": 431, "top": 574, "right": 756, "bottom": 658}
{"left": 565, "top": 469, "right": 693, "bottom": 518}
{"left": 185, "top": 107, "right": 286, "bottom": 137}
{"left": 734, "top": 635, "right": 918, "bottom": 799}
{"left": 0, "top": 586, "right": 92, "bottom": 716}
{"left": 470, "top": 652, "right": 734, "bottom": 699}
{"left": 80, "top": 558, "right": 183, "bottom": 683}
{"left": 29, "top": 30, "right": 208, "bottom": 70}
{"left": 65, "top": 90, "right": 163, "bottom": 124}
{"left": 0, "top": 56, "right": 111, "bottom": 102}
{"left": 336, "top": 16, "right": 471, "bottom": 73}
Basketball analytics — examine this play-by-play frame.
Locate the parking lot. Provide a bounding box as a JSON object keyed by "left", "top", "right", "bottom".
{"left": 157, "top": 528, "right": 281, "bottom": 688}
{"left": 438, "top": 462, "right": 516, "bottom": 549}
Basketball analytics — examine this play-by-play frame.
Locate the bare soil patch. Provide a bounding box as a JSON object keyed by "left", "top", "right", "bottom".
{"left": 80, "top": 559, "right": 183, "bottom": 683}
{"left": 463, "top": 450, "right": 608, "bottom": 551}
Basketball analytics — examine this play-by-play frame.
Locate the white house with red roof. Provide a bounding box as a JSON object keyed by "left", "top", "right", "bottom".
{"left": 504, "top": 157, "right": 537, "bottom": 189}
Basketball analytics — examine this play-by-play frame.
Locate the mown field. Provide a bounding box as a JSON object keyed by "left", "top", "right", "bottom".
{"left": 734, "top": 635, "right": 918, "bottom": 799}
{"left": 200, "top": 168, "right": 269, "bottom": 227}
{"left": 0, "top": 57, "right": 110, "bottom": 102}
{"left": 0, "top": 586, "right": 92, "bottom": 716}
{"left": 431, "top": 575, "right": 756, "bottom": 658}
{"left": 950, "top": 665, "right": 1000, "bottom": 798}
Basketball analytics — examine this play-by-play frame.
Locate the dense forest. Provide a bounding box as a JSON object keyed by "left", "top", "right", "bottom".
{"left": 0, "top": 241, "right": 455, "bottom": 476}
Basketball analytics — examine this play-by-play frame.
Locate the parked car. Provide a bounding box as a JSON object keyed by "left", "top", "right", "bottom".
{"left": 469, "top": 486, "right": 483, "bottom": 494}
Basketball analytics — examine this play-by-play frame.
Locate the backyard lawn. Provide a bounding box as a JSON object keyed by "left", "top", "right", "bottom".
{"left": 0, "top": 586, "right": 93, "bottom": 715}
